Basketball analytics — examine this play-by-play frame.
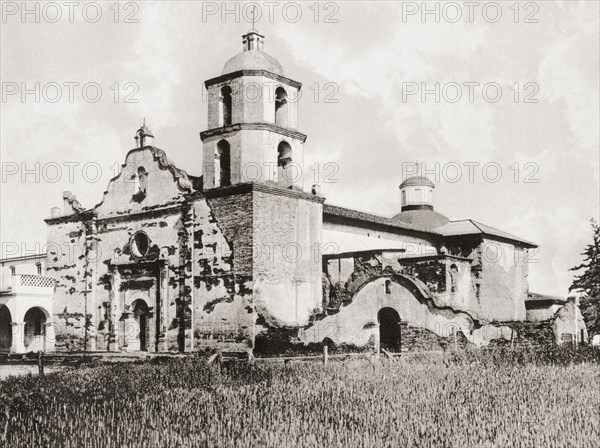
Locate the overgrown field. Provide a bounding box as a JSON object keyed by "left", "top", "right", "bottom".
{"left": 1, "top": 347, "right": 599, "bottom": 448}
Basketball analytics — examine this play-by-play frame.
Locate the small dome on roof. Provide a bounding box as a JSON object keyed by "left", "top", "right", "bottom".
{"left": 222, "top": 50, "right": 284, "bottom": 75}
{"left": 392, "top": 209, "right": 450, "bottom": 229}
{"left": 400, "top": 176, "right": 435, "bottom": 189}
{"left": 222, "top": 29, "right": 284, "bottom": 76}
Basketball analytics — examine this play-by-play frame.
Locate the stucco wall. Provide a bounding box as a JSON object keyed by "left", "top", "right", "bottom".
{"left": 252, "top": 189, "right": 323, "bottom": 328}
{"left": 322, "top": 221, "right": 436, "bottom": 255}
{"left": 479, "top": 238, "right": 529, "bottom": 322}
{"left": 206, "top": 76, "right": 299, "bottom": 129}
{"left": 0, "top": 260, "right": 45, "bottom": 293}
{"left": 202, "top": 129, "right": 304, "bottom": 189}
{"left": 94, "top": 148, "right": 188, "bottom": 218}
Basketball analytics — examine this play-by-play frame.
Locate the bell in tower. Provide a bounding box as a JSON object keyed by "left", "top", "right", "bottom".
{"left": 200, "top": 30, "right": 307, "bottom": 191}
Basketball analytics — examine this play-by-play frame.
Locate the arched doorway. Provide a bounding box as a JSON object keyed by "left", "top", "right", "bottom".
{"left": 378, "top": 307, "right": 401, "bottom": 352}
{"left": 24, "top": 307, "right": 47, "bottom": 350}
{"left": 0, "top": 305, "right": 12, "bottom": 352}
{"left": 133, "top": 300, "right": 150, "bottom": 351}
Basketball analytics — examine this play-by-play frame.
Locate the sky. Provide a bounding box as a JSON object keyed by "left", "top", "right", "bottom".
{"left": 1, "top": 1, "right": 599, "bottom": 296}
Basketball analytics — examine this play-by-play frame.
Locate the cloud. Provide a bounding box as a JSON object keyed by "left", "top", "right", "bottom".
{"left": 121, "top": 3, "right": 184, "bottom": 125}
{"left": 538, "top": 7, "right": 600, "bottom": 154}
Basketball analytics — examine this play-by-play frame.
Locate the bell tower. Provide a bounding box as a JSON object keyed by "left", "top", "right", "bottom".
{"left": 200, "top": 30, "right": 307, "bottom": 190}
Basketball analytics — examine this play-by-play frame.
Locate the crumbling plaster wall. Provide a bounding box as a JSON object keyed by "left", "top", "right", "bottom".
{"left": 196, "top": 192, "right": 254, "bottom": 351}
{"left": 45, "top": 145, "right": 259, "bottom": 353}
{"left": 91, "top": 211, "right": 182, "bottom": 351}
{"left": 553, "top": 299, "right": 588, "bottom": 344}
{"left": 300, "top": 276, "right": 512, "bottom": 348}
{"left": 305, "top": 251, "right": 527, "bottom": 349}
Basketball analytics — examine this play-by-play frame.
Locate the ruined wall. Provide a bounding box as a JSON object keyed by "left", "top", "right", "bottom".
{"left": 526, "top": 302, "right": 563, "bottom": 322}
{"left": 305, "top": 251, "right": 525, "bottom": 350}
{"left": 399, "top": 256, "right": 479, "bottom": 318}
{"left": 300, "top": 276, "right": 513, "bottom": 348}
{"left": 399, "top": 322, "right": 470, "bottom": 351}
{"left": 553, "top": 300, "right": 588, "bottom": 344}
{"left": 488, "top": 320, "right": 555, "bottom": 348}
{"left": 479, "top": 238, "right": 529, "bottom": 322}
{"left": 252, "top": 188, "right": 323, "bottom": 328}
{"left": 324, "top": 252, "right": 478, "bottom": 319}
{"left": 45, "top": 219, "right": 89, "bottom": 351}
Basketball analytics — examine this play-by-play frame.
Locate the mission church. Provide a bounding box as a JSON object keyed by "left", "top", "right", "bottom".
{"left": 0, "top": 30, "right": 586, "bottom": 354}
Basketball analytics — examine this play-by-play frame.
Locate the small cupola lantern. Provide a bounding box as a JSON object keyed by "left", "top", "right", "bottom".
{"left": 399, "top": 176, "right": 436, "bottom": 211}
{"left": 242, "top": 29, "right": 264, "bottom": 51}
{"left": 134, "top": 119, "right": 154, "bottom": 148}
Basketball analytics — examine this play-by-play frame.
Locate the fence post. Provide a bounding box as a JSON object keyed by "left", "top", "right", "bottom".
{"left": 323, "top": 345, "right": 328, "bottom": 365}
{"left": 453, "top": 327, "right": 458, "bottom": 350}
{"left": 38, "top": 351, "right": 44, "bottom": 377}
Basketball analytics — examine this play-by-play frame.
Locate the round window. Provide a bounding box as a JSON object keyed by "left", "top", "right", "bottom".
{"left": 130, "top": 231, "right": 150, "bottom": 259}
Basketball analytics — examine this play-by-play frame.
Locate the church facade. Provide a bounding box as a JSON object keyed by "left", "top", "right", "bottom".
{"left": 4, "top": 30, "right": 584, "bottom": 354}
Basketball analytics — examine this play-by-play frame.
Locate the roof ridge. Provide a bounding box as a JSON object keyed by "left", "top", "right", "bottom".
{"left": 469, "top": 219, "right": 486, "bottom": 233}
{"left": 323, "top": 203, "right": 441, "bottom": 235}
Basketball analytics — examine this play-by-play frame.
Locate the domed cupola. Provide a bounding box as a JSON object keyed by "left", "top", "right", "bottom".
{"left": 221, "top": 29, "right": 284, "bottom": 76}
{"left": 399, "top": 176, "right": 435, "bottom": 211}
{"left": 392, "top": 176, "right": 450, "bottom": 229}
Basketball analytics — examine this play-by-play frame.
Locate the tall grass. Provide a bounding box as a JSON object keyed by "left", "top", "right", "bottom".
{"left": 1, "top": 347, "right": 599, "bottom": 448}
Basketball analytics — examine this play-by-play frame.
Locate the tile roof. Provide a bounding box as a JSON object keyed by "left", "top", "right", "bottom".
{"left": 323, "top": 204, "right": 442, "bottom": 236}
{"left": 526, "top": 292, "right": 566, "bottom": 303}
{"left": 436, "top": 219, "right": 537, "bottom": 247}
{"left": 391, "top": 209, "right": 450, "bottom": 229}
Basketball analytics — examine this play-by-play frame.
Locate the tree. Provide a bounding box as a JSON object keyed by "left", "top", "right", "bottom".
{"left": 570, "top": 219, "right": 600, "bottom": 336}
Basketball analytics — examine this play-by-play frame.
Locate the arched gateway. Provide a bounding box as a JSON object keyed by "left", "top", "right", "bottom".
{"left": 24, "top": 307, "right": 47, "bottom": 349}
{"left": 378, "top": 307, "right": 401, "bottom": 351}
{"left": 0, "top": 305, "right": 12, "bottom": 351}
